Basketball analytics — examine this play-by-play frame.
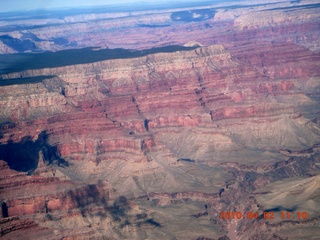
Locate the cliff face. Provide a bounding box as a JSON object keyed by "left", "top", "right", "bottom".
{"left": 1, "top": 1, "right": 319, "bottom": 53}
{"left": 1, "top": 43, "right": 319, "bottom": 162}
{"left": 1, "top": 1, "right": 320, "bottom": 239}
{"left": 0, "top": 160, "right": 159, "bottom": 239}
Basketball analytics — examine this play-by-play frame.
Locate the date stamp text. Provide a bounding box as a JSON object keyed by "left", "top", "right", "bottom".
{"left": 220, "top": 211, "right": 309, "bottom": 220}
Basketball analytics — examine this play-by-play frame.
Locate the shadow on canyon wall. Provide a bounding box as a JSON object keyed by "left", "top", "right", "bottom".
{"left": 0, "top": 35, "right": 37, "bottom": 52}
{"left": 0, "top": 131, "right": 68, "bottom": 174}
{"left": 0, "top": 45, "right": 197, "bottom": 75}
{"left": 0, "top": 75, "right": 56, "bottom": 86}
{"left": 56, "top": 183, "right": 161, "bottom": 229}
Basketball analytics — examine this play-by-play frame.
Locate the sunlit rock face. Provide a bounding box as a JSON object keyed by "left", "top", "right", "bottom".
{"left": 1, "top": 0, "right": 320, "bottom": 239}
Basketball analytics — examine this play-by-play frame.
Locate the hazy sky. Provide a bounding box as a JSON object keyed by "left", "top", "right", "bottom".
{"left": 0, "top": 0, "right": 189, "bottom": 12}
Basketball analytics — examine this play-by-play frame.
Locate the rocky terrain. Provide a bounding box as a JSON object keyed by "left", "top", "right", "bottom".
{"left": 0, "top": 0, "right": 320, "bottom": 239}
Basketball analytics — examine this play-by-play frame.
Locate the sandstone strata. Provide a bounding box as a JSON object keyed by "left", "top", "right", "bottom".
{"left": 1, "top": 0, "right": 320, "bottom": 239}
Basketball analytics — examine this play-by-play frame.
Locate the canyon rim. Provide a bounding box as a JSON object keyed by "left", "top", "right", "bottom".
{"left": 0, "top": 0, "right": 320, "bottom": 239}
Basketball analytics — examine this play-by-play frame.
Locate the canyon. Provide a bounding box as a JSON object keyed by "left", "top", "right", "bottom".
{"left": 0, "top": 0, "right": 320, "bottom": 239}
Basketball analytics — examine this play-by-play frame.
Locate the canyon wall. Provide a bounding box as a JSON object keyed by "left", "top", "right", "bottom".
{"left": 0, "top": 0, "right": 320, "bottom": 239}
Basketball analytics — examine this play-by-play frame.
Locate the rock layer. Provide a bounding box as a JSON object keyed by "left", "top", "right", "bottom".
{"left": 1, "top": 0, "right": 320, "bottom": 239}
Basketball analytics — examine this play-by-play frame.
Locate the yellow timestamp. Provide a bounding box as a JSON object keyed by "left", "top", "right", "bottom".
{"left": 220, "top": 211, "right": 309, "bottom": 220}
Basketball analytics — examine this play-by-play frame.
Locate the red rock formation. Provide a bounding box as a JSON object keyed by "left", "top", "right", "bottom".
{"left": 0, "top": 160, "right": 153, "bottom": 239}
{"left": 0, "top": 0, "right": 320, "bottom": 239}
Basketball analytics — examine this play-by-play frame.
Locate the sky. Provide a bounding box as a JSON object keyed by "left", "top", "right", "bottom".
{"left": 0, "top": 0, "right": 191, "bottom": 12}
